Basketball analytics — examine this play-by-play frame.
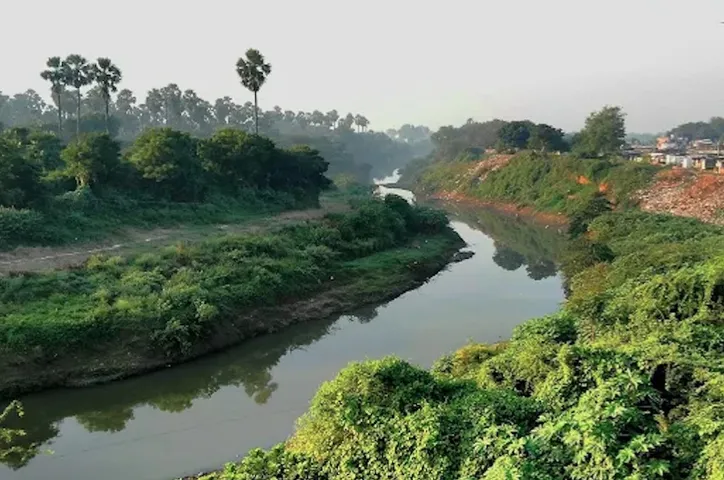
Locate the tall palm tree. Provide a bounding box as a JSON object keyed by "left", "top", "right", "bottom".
{"left": 40, "top": 57, "right": 66, "bottom": 135}
{"left": 91, "top": 58, "right": 122, "bottom": 133}
{"left": 62, "top": 54, "right": 94, "bottom": 136}
{"left": 235, "top": 49, "right": 271, "bottom": 135}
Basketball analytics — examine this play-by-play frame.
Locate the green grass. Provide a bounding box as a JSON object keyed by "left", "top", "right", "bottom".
{"left": 0, "top": 188, "right": 306, "bottom": 251}
{"left": 199, "top": 203, "right": 724, "bottom": 480}
{"left": 0, "top": 197, "right": 457, "bottom": 361}
{"left": 415, "top": 152, "right": 660, "bottom": 216}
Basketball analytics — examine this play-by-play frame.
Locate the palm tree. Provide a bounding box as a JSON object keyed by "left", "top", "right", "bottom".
{"left": 62, "top": 54, "right": 94, "bottom": 136}
{"left": 91, "top": 58, "right": 122, "bottom": 133}
{"left": 235, "top": 49, "right": 271, "bottom": 134}
{"left": 40, "top": 57, "right": 66, "bottom": 135}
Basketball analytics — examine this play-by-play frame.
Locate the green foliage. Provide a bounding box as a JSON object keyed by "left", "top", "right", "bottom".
{"left": 0, "top": 208, "right": 46, "bottom": 249}
{"left": 0, "top": 197, "right": 452, "bottom": 358}
{"left": 434, "top": 151, "right": 658, "bottom": 217}
{"left": 59, "top": 132, "right": 120, "bottom": 188}
{"left": 0, "top": 401, "right": 38, "bottom": 470}
{"left": 204, "top": 202, "right": 724, "bottom": 480}
{"left": 0, "top": 131, "right": 45, "bottom": 208}
{"left": 126, "top": 128, "right": 204, "bottom": 201}
{"left": 573, "top": 106, "right": 627, "bottom": 157}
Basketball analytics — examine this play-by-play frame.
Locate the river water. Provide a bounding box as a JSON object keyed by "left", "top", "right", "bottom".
{"left": 1, "top": 178, "right": 567, "bottom": 480}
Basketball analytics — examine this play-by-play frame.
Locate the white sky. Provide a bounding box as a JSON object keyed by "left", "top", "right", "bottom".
{"left": 3, "top": 0, "right": 724, "bottom": 133}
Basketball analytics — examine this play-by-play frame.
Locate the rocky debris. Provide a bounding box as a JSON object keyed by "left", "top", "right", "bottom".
{"left": 635, "top": 169, "right": 724, "bottom": 225}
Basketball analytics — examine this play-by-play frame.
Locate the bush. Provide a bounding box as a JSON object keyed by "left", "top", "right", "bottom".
{"left": 0, "top": 207, "right": 46, "bottom": 248}
{"left": 0, "top": 199, "right": 456, "bottom": 357}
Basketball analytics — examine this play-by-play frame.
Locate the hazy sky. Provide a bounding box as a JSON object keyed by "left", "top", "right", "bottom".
{"left": 3, "top": 0, "right": 724, "bottom": 133}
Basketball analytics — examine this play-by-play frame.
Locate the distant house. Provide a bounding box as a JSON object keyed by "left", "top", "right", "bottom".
{"left": 693, "top": 156, "right": 716, "bottom": 170}
{"left": 692, "top": 139, "right": 715, "bottom": 150}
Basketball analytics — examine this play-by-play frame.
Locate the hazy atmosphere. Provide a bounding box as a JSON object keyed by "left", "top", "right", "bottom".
{"left": 4, "top": 0, "right": 724, "bottom": 132}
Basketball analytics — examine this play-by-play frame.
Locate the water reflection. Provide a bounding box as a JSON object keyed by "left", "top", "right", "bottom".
{"left": 442, "top": 203, "right": 567, "bottom": 281}
{"left": 0, "top": 193, "right": 565, "bottom": 479}
{"left": 0, "top": 307, "right": 381, "bottom": 470}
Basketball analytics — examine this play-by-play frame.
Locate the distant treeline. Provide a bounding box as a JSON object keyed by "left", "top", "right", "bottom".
{"left": 668, "top": 117, "right": 724, "bottom": 142}
{"left": 0, "top": 53, "right": 432, "bottom": 182}
{"left": 428, "top": 106, "right": 626, "bottom": 160}
{"left": 0, "top": 126, "right": 338, "bottom": 249}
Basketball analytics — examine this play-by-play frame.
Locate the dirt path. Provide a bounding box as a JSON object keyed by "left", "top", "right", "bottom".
{"left": 0, "top": 201, "right": 349, "bottom": 274}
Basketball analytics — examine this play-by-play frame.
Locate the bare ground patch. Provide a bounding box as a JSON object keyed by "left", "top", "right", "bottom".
{"left": 0, "top": 200, "right": 349, "bottom": 274}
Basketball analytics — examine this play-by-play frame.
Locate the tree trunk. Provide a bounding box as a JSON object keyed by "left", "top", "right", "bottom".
{"left": 104, "top": 96, "right": 110, "bottom": 134}
{"left": 76, "top": 89, "right": 81, "bottom": 137}
{"left": 254, "top": 90, "right": 259, "bottom": 135}
{"left": 56, "top": 89, "right": 63, "bottom": 136}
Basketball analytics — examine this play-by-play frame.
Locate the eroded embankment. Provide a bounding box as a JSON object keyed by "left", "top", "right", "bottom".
{"left": 635, "top": 168, "right": 724, "bottom": 225}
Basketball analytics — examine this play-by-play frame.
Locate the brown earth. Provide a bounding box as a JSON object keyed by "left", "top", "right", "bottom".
{"left": 635, "top": 168, "right": 724, "bottom": 225}
{"left": 421, "top": 154, "right": 566, "bottom": 226}
{"left": 0, "top": 201, "right": 350, "bottom": 275}
{"left": 430, "top": 190, "right": 568, "bottom": 226}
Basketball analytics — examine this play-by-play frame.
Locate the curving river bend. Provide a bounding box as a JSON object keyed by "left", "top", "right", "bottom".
{"left": 1, "top": 179, "right": 567, "bottom": 480}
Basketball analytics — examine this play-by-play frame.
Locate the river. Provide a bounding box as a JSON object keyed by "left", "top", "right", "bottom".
{"left": 1, "top": 177, "right": 567, "bottom": 480}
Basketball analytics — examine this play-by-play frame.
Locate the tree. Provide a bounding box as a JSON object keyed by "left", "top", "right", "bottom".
{"left": 159, "top": 84, "right": 183, "bottom": 128}
{"left": 91, "top": 57, "right": 122, "bottom": 133}
{"left": 40, "top": 57, "right": 66, "bottom": 135}
{"left": 197, "top": 128, "right": 275, "bottom": 190}
{"left": 126, "top": 128, "right": 203, "bottom": 201}
{"left": 326, "top": 110, "right": 339, "bottom": 129}
{"left": 236, "top": 49, "right": 272, "bottom": 134}
{"left": 339, "top": 113, "right": 355, "bottom": 133}
{"left": 354, "top": 114, "right": 370, "bottom": 132}
{"left": 0, "top": 131, "right": 45, "bottom": 207}
{"left": 82, "top": 86, "right": 107, "bottom": 115}
{"left": 182, "top": 89, "right": 212, "bottom": 133}
{"left": 59, "top": 133, "right": 120, "bottom": 189}
{"left": 497, "top": 120, "right": 534, "bottom": 151}
{"left": 311, "top": 110, "right": 325, "bottom": 127}
{"left": 115, "top": 89, "right": 136, "bottom": 116}
{"left": 62, "top": 54, "right": 94, "bottom": 136}
{"left": 528, "top": 123, "right": 567, "bottom": 152}
{"left": 574, "top": 106, "right": 626, "bottom": 157}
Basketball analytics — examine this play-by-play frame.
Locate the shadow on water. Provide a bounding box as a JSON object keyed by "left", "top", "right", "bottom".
{"left": 1, "top": 306, "right": 380, "bottom": 470}
{"left": 439, "top": 202, "right": 567, "bottom": 282}
{"left": 1, "top": 187, "right": 568, "bottom": 479}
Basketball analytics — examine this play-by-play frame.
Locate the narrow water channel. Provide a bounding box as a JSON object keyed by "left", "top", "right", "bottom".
{"left": 1, "top": 182, "right": 567, "bottom": 480}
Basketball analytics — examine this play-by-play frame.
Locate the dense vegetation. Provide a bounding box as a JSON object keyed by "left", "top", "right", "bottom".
{"left": 185, "top": 105, "right": 724, "bottom": 479}
{"left": 669, "top": 117, "right": 724, "bottom": 142}
{"left": 0, "top": 196, "right": 455, "bottom": 379}
{"left": 0, "top": 126, "right": 333, "bottom": 249}
{"left": 1, "top": 53, "right": 431, "bottom": 182}
{"left": 194, "top": 188, "right": 724, "bottom": 480}
{"left": 417, "top": 152, "right": 657, "bottom": 215}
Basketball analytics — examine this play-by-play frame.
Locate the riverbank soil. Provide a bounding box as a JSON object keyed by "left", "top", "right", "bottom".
{"left": 0, "top": 232, "right": 464, "bottom": 399}
{"left": 635, "top": 168, "right": 724, "bottom": 225}
{"left": 0, "top": 196, "right": 350, "bottom": 275}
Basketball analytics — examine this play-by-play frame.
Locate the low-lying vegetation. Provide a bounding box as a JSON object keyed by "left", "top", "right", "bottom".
{"left": 0, "top": 196, "right": 460, "bottom": 397}
{"left": 0, "top": 127, "right": 332, "bottom": 249}
{"left": 197, "top": 200, "right": 724, "bottom": 480}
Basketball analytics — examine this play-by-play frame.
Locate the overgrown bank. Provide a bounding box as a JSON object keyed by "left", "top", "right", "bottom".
{"left": 193, "top": 189, "right": 724, "bottom": 480}
{"left": 0, "top": 196, "right": 464, "bottom": 398}
{"left": 405, "top": 151, "right": 658, "bottom": 217}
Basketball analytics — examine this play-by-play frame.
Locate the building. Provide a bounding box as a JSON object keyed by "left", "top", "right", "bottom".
{"left": 693, "top": 156, "right": 716, "bottom": 170}
{"left": 717, "top": 160, "right": 724, "bottom": 174}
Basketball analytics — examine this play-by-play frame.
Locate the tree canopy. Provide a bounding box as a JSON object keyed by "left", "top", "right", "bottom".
{"left": 573, "top": 106, "right": 626, "bottom": 157}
